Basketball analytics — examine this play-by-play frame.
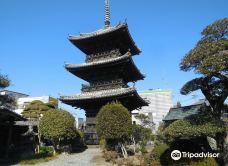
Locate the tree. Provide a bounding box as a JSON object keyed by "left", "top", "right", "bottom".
{"left": 0, "top": 73, "right": 15, "bottom": 108}
{"left": 0, "top": 73, "right": 10, "bottom": 88}
{"left": 39, "top": 109, "right": 77, "bottom": 154}
{"left": 132, "top": 124, "right": 153, "bottom": 153}
{"left": 164, "top": 115, "right": 225, "bottom": 141}
{"left": 22, "top": 100, "right": 54, "bottom": 120}
{"left": 134, "top": 114, "right": 154, "bottom": 128}
{"left": 180, "top": 18, "right": 228, "bottom": 164}
{"left": 96, "top": 102, "right": 132, "bottom": 158}
{"left": 22, "top": 100, "right": 55, "bottom": 153}
{"left": 180, "top": 18, "right": 228, "bottom": 118}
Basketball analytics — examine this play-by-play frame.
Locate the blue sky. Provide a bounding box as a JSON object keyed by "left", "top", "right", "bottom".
{"left": 0, "top": 0, "right": 227, "bottom": 118}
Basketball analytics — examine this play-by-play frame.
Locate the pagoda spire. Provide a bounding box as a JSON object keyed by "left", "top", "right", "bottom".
{"left": 104, "top": 0, "right": 110, "bottom": 28}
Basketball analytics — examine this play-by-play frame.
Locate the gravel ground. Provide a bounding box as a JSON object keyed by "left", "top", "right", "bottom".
{"left": 29, "top": 148, "right": 113, "bottom": 166}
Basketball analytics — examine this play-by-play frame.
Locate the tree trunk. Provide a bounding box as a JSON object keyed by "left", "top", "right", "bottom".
{"left": 216, "top": 133, "right": 226, "bottom": 166}
{"left": 52, "top": 139, "right": 59, "bottom": 155}
{"left": 120, "top": 143, "right": 128, "bottom": 158}
{"left": 131, "top": 136, "right": 136, "bottom": 154}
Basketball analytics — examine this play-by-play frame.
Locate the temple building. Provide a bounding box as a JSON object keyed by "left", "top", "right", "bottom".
{"left": 60, "top": 0, "right": 148, "bottom": 144}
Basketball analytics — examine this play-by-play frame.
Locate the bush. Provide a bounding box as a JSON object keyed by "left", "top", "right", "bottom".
{"left": 22, "top": 100, "right": 53, "bottom": 119}
{"left": 96, "top": 102, "right": 132, "bottom": 146}
{"left": 99, "top": 138, "right": 106, "bottom": 149}
{"left": 153, "top": 143, "right": 169, "bottom": 161}
{"left": 190, "top": 158, "right": 218, "bottom": 166}
{"left": 39, "top": 146, "right": 54, "bottom": 156}
{"left": 164, "top": 116, "right": 225, "bottom": 140}
{"left": 103, "top": 150, "right": 119, "bottom": 163}
{"left": 39, "top": 109, "right": 77, "bottom": 152}
{"left": 140, "top": 146, "right": 148, "bottom": 154}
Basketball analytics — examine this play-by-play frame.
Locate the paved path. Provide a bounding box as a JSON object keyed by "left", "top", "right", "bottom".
{"left": 33, "top": 148, "right": 113, "bottom": 166}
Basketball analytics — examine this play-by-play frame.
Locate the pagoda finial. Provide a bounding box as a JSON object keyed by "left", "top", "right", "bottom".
{"left": 104, "top": 0, "right": 110, "bottom": 28}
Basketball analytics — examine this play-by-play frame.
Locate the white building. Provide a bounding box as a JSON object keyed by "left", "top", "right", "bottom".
{"left": 132, "top": 89, "right": 173, "bottom": 130}
{"left": 15, "top": 96, "right": 58, "bottom": 115}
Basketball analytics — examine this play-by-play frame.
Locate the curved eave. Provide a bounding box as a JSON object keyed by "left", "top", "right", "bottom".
{"left": 68, "top": 22, "right": 141, "bottom": 55}
{"left": 65, "top": 53, "right": 145, "bottom": 82}
{"left": 59, "top": 87, "right": 148, "bottom": 111}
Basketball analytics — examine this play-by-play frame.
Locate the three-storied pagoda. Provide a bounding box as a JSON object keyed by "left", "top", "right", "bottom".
{"left": 60, "top": 0, "right": 148, "bottom": 144}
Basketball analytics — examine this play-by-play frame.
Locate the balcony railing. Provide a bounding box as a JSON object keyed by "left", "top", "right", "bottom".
{"left": 81, "top": 79, "right": 128, "bottom": 92}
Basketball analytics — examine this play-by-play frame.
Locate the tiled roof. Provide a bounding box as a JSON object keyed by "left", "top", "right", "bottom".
{"left": 163, "top": 104, "right": 203, "bottom": 121}
{"left": 0, "top": 106, "right": 26, "bottom": 121}
{"left": 65, "top": 52, "right": 131, "bottom": 69}
{"left": 69, "top": 23, "right": 127, "bottom": 40}
{"left": 60, "top": 87, "right": 136, "bottom": 101}
{"left": 68, "top": 22, "right": 141, "bottom": 56}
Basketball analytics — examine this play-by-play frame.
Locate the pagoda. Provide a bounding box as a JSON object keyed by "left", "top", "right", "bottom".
{"left": 60, "top": 0, "right": 148, "bottom": 144}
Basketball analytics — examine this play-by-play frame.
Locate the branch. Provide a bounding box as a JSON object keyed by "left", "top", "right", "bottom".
{"left": 180, "top": 77, "right": 204, "bottom": 95}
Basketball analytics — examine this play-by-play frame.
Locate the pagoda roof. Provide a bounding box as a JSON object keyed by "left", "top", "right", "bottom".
{"left": 68, "top": 22, "right": 141, "bottom": 55}
{"left": 59, "top": 87, "right": 148, "bottom": 112}
{"left": 65, "top": 52, "right": 145, "bottom": 82}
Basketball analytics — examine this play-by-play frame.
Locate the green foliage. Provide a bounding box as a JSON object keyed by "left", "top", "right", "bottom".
{"left": 49, "top": 97, "right": 58, "bottom": 108}
{"left": 190, "top": 158, "right": 218, "bottom": 166}
{"left": 0, "top": 73, "right": 15, "bottom": 108}
{"left": 99, "top": 138, "right": 106, "bottom": 149}
{"left": 18, "top": 152, "right": 57, "bottom": 165}
{"left": 154, "top": 122, "right": 168, "bottom": 145}
{"left": 132, "top": 125, "right": 152, "bottom": 143}
{"left": 0, "top": 73, "right": 10, "bottom": 88}
{"left": 180, "top": 18, "right": 228, "bottom": 75}
{"left": 152, "top": 143, "right": 169, "bottom": 161}
{"left": 164, "top": 116, "right": 225, "bottom": 140}
{"left": 39, "top": 109, "right": 77, "bottom": 142}
{"left": 132, "top": 124, "right": 153, "bottom": 153}
{"left": 22, "top": 100, "right": 53, "bottom": 119}
{"left": 96, "top": 102, "right": 132, "bottom": 140}
{"left": 179, "top": 18, "right": 228, "bottom": 119}
{"left": 134, "top": 114, "right": 154, "bottom": 128}
{"left": 39, "top": 146, "right": 54, "bottom": 155}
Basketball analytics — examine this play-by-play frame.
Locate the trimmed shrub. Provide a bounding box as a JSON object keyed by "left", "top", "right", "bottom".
{"left": 96, "top": 102, "right": 132, "bottom": 144}
{"left": 22, "top": 100, "right": 53, "bottom": 119}
{"left": 164, "top": 116, "right": 225, "bottom": 140}
{"left": 153, "top": 143, "right": 169, "bottom": 161}
{"left": 39, "top": 109, "right": 77, "bottom": 152}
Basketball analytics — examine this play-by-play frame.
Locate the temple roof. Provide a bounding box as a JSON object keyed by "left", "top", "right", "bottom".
{"left": 65, "top": 52, "right": 145, "bottom": 82}
{"left": 69, "top": 22, "right": 141, "bottom": 55}
{"left": 59, "top": 87, "right": 148, "bottom": 111}
{"left": 163, "top": 104, "right": 204, "bottom": 121}
{"left": 60, "top": 87, "right": 134, "bottom": 100}
{"left": 0, "top": 106, "right": 26, "bottom": 122}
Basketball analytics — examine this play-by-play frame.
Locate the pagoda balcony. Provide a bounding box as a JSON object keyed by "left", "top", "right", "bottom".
{"left": 86, "top": 49, "right": 121, "bottom": 63}
{"left": 65, "top": 52, "right": 145, "bottom": 83}
{"left": 81, "top": 79, "right": 129, "bottom": 92}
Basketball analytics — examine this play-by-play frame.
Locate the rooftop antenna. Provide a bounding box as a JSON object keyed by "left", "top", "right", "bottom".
{"left": 104, "top": 0, "right": 110, "bottom": 28}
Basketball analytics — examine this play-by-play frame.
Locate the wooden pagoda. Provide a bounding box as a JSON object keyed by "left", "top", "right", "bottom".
{"left": 60, "top": 0, "right": 148, "bottom": 144}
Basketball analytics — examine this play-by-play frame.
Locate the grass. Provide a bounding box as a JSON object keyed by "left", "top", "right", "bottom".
{"left": 18, "top": 146, "right": 58, "bottom": 165}
{"left": 18, "top": 153, "right": 58, "bottom": 165}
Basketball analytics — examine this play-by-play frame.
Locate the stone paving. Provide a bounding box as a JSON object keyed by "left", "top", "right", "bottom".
{"left": 31, "top": 148, "right": 113, "bottom": 166}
